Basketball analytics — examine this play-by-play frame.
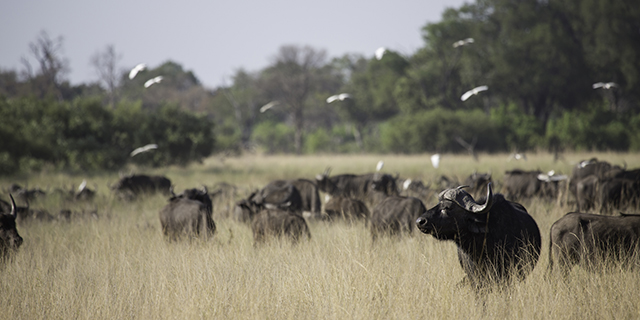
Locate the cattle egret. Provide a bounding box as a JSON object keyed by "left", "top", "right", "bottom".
{"left": 431, "top": 154, "right": 441, "bottom": 169}
{"left": 260, "top": 101, "right": 280, "bottom": 113}
{"left": 130, "top": 143, "right": 158, "bottom": 157}
{"left": 375, "top": 47, "right": 387, "bottom": 60}
{"left": 453, "top": 38, "right": 474, "bottom": 48}
{"left": 376, "top": 160, "right": 384, "bottom": 172}
{"left": 144, "top": 76, "right": 163, "bottom": 88}
{"left": 403, "top": 179, "right": 412, "bottom": 191}
{"left": 326, "top": 93, "right": 352, "bottom": 103}
{"left": 461, "top": 85, "right": 488, "bottom": 101}
{"left": 592, "top": 82, "right": 618, "bottom": 89}
{"left": 508, "top": 153, "right": 527, "bottom": 161}
{"left": 129, "top": 63, "right": 146, "bottom": 79}
{"left": 78, "top": 179, "right": 87, "bottom": 192}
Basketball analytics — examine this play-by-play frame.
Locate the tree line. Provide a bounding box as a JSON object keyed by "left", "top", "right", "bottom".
{"left": 1, "top": 0, "right": 639, "bottom": 174}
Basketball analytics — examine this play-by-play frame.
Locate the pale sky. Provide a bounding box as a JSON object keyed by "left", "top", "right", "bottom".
{"left": 1, "top": 0, "right": 468, "bottom": 89}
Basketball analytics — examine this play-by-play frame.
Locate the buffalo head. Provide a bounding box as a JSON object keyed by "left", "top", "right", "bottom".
{"left": 416, "top": 183, "right": 493, "bottom": 239}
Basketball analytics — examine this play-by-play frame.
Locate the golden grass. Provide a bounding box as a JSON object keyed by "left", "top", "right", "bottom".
{"left": 1, "top": 151, "right": 640, "bottom": 319}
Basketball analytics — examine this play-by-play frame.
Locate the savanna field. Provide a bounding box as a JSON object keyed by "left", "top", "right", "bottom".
{"left": 2, "top": 152, "right": 640, "bottom": 319}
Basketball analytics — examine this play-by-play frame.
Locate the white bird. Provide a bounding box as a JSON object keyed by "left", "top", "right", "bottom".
{"left": 376, "top": 160, "right": 384, "bottom": 172}
{"left": 453, "top": 38, "right": 474, "bottom": 48}
{"left": 129, "top": 63, "right": 146, "bottom": 80}
{"left": 260, "top": 101, "right": 280, "bottom": 113}
{"left": 326, "top": 93, "right": 352, "bottom": 103}
{"left": 375, "top": 47, "right": 387, "bottom": 60}
{"left": 461, "top": 85, "right": 488, "bottom": 101}
{"left": 403, "top": 179, "right": 412, "bottom": 191}
{"left": 78, "top": 179, "right": 87, "bottom": 192}
{"left": 130, "top": 144, "right": 158, "bottom": 157}
{"left": 592, "top": 82, "right": 618, "bottom": 89}
{"left": 507, "top": 153, "right": 527, "bottom": 161}
{"left": 144, "top": 76, "right": 163, "bottom": 88}
{"left": 431, "top": 154, "right": 441, "bottom": 169}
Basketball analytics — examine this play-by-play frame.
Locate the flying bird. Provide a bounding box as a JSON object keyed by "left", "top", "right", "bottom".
{"left": 460, "top": 85, "right": 488, "bottom": 101}
{"left": 144, "top": 76, "right": 163, "bottom": 88}
{"left": 376, "top": 160, "right": 384, "bottom": 172}
{"left": 592, "top": 82, "right": 618, "bottom": 89}
{"left": 431, "top": 154, "right": 441, "bottom": 169}
{"left": 130, "top": 144, "right": 158, "bottom": 157}
{"left": 260, "top": 101, "right": 280, "bottom": 113}
{"left": 78, "top": 179, "right": 87, "bottom": 192}
{"left": 326, "top": 93, "right": 352, "bottom": 103}
{"left": 129, "top": 63, "right": 146, "bottom": 80}
{"left": 375, "top": 47, "right": 387, "bottom": 60}
{"left": 453, "top": 38, "right": 474, "bottom": 48}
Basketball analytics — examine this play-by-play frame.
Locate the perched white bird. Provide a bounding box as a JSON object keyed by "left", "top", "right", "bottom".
{"left": 537, "top": 170, "right": 568, "bottom": 182}
{"left": 78, "top": 179, "right": 87, "bottom": 192}
{"left": 375, "top": 47, "right": 387, "bottom": 60}
{"left": 403, "top": 179, "right": 412, "bottom": 191}
{"left": 129, "top": 63, "right": 146, "bottom": 80}
{"left": 431, "top": 154, "right": 441, "bottom": 169}
{"left": 376, "top": 160, "right": 384, "bottom": 172}
{"left": 260, "top": 101, "right": 280, "bottom": 113}
{"left": 326, "top": 93, "right": 352, "bottom": 103}
{"left": 508, "top": 153, "right": 527, "bottom": 161}
{"left": 461, "top": 85, "right": 488, "bottom": 101}
{"left": 592, "top": 82, "right": 618, "bottom": 89}
{"left": 130, "top": 144, "right": 158, "bottom": 157}
{"left": 144, "top": 76, "right": 163, "bottom": 88}
{"left": 453, "top": 38, "right": 474, "bottom": 48}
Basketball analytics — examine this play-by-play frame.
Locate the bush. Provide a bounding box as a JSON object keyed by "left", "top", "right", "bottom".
{"left": 251, "top": 121, "right": 295, "bottom": 154}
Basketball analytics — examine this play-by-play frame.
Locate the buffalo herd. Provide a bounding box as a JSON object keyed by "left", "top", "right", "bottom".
{"left": 2, "top": 157, "right": 640, "bottom": 288}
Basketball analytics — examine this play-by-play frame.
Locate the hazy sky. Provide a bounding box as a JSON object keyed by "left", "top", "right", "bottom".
{"left": 1, "top": 0, "right": 467, "bottom": 89}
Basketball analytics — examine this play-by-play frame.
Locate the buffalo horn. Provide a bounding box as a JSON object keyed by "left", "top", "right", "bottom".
{"left": 440, "top": 183, "right": 494, "bottom": 214}
{"left": 9, "top": 194, "right": 17, "bottom": 218}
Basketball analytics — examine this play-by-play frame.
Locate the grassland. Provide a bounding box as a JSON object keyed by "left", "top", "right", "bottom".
{"left": 1, "top": 152, "right": 640, "bottom": 319}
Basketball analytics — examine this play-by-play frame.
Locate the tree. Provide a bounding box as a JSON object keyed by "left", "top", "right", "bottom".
{"left": 90, "top": 44, "right": 122, "bottom": 107}
{"left": 261, "top": 45, "right": 328, "bottom": 154}
{"left": 21, "top": 30, "right": 70, "bottom": 101}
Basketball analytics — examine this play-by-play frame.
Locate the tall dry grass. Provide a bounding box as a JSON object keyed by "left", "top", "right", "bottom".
{"left": 1, "top": 152, "right": 640, "bottom": 319}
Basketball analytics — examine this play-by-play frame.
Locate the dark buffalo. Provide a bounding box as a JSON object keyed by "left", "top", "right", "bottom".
{"left": 399, "top": 178, "right": 431, "bottom": 200}
{"left": 502, "top": 169, "right": 566, "bottom": 201}
{"left": 6, "top": 184, "right": 46, "bottom": 203}
{"left": 1, "top": 195, "right": 23, "bottom": 260}
{"left": 251, "top": 208, "right": 311, "bottom": 244}
{"left": 576, "top": 175, "right": 599, "bottom": 211}
{"left": 315, "top": 168, "right": 397, "bottom": 201}
{"left": 463, "top": 172, "right": 492, "bottom": 199}
{"left": 370, "top": 196, "right": 426, "bottom": 240}
{"left": 598, "top": 178, "right": 640, "bottom": 213}
{"left": 549, "top": 212, "right": 640, "bottom": 276}
{"left": 324, "top": 196, "right": 370, "bottom": 221}
{"left": 233, "top": 196, "right": 258, "bottom": 224}
{"left": 416, "top": 183, "right": 541, "bottom": 287}
{"left": 159, "top": 187, "right": 215, "bottom": 240}
{"left": 270, "top": 179, "right": 321, "bottom": 217}
{"left": 569, "top": 158, "right": 624, "bottom": 200}
{"left": 112, "top": 174, "right": 172, "bottom": 200}
{"left": 251, "top": 181, "right": 303, "bottom": 213}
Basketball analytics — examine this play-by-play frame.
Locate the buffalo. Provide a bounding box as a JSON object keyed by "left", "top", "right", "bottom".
{"left": 416, "top": 183, "right": 541, "bottom": 287}
{"left": 463, "top": 172, "right": 492, "bottom": 199}
{"left": 502, "top": 169, "right": 566, "bottom": 201}
{"left": 324, "top": 196, "right": 370, "bottom": 222}
{"left": 159, "top": 187, "right": 216, "bottom": 240}
{"left": 548, "top": 212, "right": 640, "bottom": 276}
{"left": 0, "top": 195, "right": 23, "bottom": 261}
{"left": 250, "top": 181, "right": 303, "bottom": 213}
{"left": 264, "top": 179, "right": 321, "bottom": 217}
{"left": 112, "top": 174, "right": 172, "bottom": 200}
{"left": 315, "top": 168, "right": 397, "bottom": 201}
{"left": 251, "top": 208, "right": 311, "bottom": 244}
{"left": 569, "top": 158, "right": 624, "bottom": 199}
{"left": 370, "top": 196, "right": 426, "bottom": 240}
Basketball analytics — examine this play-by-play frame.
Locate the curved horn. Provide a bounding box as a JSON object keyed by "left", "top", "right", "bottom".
{"left": 9, "top": 194, "right": 17, "bottom": 218}
{"left": 440, "top": 183, "right": 494, "bottom": 214}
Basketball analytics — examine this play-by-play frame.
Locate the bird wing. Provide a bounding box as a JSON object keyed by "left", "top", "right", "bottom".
{"left": 473, "top": 85, "right": 488, "bottom": 93}
{"left": 453, "top": 40, "right": 463, "bottom": 48}
{"left": 430, "top": 154, "right": 440, "bottom": 169}
{"left": 130, "top": 144, "right": 157, "bottom": 157}
{"left": 129, "top": 64, "right": 146, "bottom": 79}
{"left": 461, "top": 90, "right": 474, "bottom": 101}
{"left": 326, "top": 95, "right": 339, "bottom": 103}
{"left": 375, "top": 47, "right": 386, "bottom": 60}
{"left": 592, "top": 82, "right": 605, "bottom": 89}
{"left": 338, "top": 93, "right": 352, "bottom": 100}
{"left": 260, "top": 101, "right": 278, "bottom": 113}
{"left": 605, "top": 82, "right": 618, "bottom": 88}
